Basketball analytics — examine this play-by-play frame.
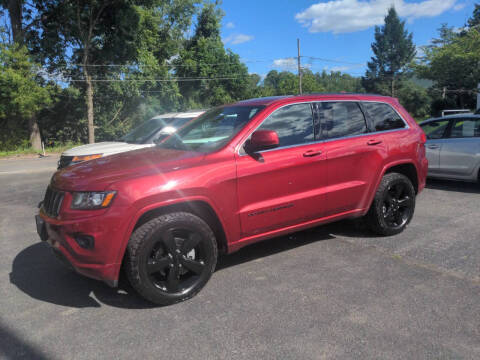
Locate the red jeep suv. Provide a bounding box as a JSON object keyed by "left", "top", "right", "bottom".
{"left": 36, "top": 94, "right": 428, "bottom": 305}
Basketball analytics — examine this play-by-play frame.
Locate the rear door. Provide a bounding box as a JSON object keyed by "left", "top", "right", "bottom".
{"left": 317, "top": 101, "right": 386, "bottom": 216}
{"left": 439, "top": 117, "right": 480, "bottom": 179}
{"left": 420, "top": 119, "right": 451, "bottom": 175}
{"left": 235, "top": 102, "right": 327, "bottom": 236}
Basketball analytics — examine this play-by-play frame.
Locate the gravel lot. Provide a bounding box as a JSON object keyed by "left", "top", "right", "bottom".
{"left": 1, "top": 156, "right": 479, "bottom": 359}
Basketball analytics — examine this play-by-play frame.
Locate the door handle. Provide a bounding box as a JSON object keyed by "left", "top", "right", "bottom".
{"left": 367, "top": 139, "right": 382, "bottom": 146}
{"left": 427, "top": 144, "right": 439, "bottom": 149}
{"left": 303, "top": 150, "right": 322, "bottom": 157}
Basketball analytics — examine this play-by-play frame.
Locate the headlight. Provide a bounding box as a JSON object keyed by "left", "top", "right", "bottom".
{"left": 71, "top": 191, "right": 116, "bottom": 210}
{"left": 72, "top": 154, "right": 103, "bottom": 162}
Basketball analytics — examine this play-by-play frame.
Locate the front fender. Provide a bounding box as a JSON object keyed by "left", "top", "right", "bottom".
{"left": 113, "top": 195, "right": 230, "bottom": 272}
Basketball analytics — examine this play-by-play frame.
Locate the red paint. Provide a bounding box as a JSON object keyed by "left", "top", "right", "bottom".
{"left": 38, "top": 94, "right": 428, "bottom": 286}
{"left": 249, "top": 129, "right": 280, "bottom": 150}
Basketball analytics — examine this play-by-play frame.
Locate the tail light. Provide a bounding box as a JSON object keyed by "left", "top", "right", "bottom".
{"left": 420, "top": 132, "right": 427, "bottom": 144}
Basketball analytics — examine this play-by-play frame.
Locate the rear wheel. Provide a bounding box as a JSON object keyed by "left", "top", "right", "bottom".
{"left": 366, "top": 172, "right": 416, "bottom": 236}
{"left": 125, "top": 212, "right": 217, "bottom": 305}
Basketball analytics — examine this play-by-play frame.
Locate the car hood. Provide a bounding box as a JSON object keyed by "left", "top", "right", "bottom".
{"left": 52, "top": 147, "right": 205, "bottom": 191}
{"left": 62, "top": 142, "right": 152, "bottom": 157}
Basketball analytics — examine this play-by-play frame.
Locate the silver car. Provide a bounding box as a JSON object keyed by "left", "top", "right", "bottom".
{"left": 420, "top": 114, "right": 480, "bottom": 182}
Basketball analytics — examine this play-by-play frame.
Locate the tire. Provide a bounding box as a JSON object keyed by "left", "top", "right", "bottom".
{"left": 366, "top": 172, "right": 416, "bottom": 236}
{"left": 125, "top": 212, "right": 217, "bottom": 305}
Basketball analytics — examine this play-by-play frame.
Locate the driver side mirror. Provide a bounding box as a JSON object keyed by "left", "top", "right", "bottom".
{"left": 245, "top": 130, "right": 279, "bottom": 153}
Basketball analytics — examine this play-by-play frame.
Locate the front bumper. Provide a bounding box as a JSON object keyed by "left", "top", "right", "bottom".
{"left": 35, "top": 209, "right": 125, "bottom": 287}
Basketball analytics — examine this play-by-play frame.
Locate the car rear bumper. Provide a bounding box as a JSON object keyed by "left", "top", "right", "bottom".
{"left": 35, "top": 212, "right": 123, "bottom": 287}
{"left": 418, "top": 157, "right": 428, "bottom": 193}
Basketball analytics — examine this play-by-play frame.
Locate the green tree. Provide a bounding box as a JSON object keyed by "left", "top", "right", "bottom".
{"left": 467, "top": 3, "right": 480, "bottom": 29}
{"left": 416, "top": 28, "right": 480, "bottom": 109}
{"left": 33, "top": 0, "right": 145, "bottom": 143}
{"left": 261, "top": 70, "right": 297, "bottom": 95}
{"left": 301, "top": 69, "right": 325, "bottom": 93}
{"left": 396, "top": 80, "right": 431, "bottom": 119}
{"left": 175, "top": 2, "right": 250, "bottom": 107}
{"left": 260, "top": 69, "right": 365, "bottom": 96}
{"left": 1, "top": 0, "right": 47, "bottom": 149}
{"left": 33, "top": 0, "right": 198, "bottom": 143}
{"left": 429, "top": 24, "right": 457, "bottom": 48}
{"left": 0, "top": 43, "right": 52, "bottom": 150}
{"left": 362, "top": 7, "right": 416, "bottom": 97}
{"left": 316, "top": 70, "right": 364, "bottom": 93}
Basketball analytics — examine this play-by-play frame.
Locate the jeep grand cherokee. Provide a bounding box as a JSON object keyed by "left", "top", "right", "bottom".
{"left": 36, "top": 94, "right": 428, "bottom": 305}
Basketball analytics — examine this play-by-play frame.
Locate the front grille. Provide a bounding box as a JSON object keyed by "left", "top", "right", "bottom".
{"left": 42, "top": 187, "right": 65, "bottom": 217}
{"left": 58, "top": 155, "right": 74, "bottom": 169}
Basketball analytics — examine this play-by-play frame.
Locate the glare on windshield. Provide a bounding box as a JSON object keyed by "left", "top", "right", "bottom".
{"left": 121, "top": 116, "right": 200, "bottom": 144}
{"left": 158, "top": 105, "right": 265, "bottom": 153}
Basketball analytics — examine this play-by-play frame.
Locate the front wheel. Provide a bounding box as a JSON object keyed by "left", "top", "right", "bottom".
{"left": 366, "top": 172, "right": 416, "bottom": 236}
{"left": 125, "top": 212, "right": 217, "bottom": 305}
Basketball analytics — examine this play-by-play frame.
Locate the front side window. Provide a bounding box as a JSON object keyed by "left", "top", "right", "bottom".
{"left": 449, "top": 118, "right": 480, "bottom": 138}
{"left": 256, "top": 103, "right": 314, "bottom": 148}
{"left": 363, "top": 102, "right": 406, "bottom": 132}
{"left": 317, "top": 102, "right": 367, "bottom": 139}
{"left": 420, "top": 120, "right": 449, "bottom": 139}
{"left": 158, "top": 105, "right": 264, "bottom": 153}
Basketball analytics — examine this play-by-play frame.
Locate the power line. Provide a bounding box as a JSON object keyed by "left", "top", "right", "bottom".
{"left": 47, "top": 75, "right": 250, "bottom": 82}
{"left": 41, "top": 56, "right": 365, "bottom": 69}
{"left": 302, "top": 56, "right": 365, "bottom": 66}
{"left": 55, "top": 59, "right": 276, "bottom": 68}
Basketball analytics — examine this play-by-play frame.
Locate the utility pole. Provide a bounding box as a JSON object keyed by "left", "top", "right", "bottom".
{"left": 297, "top": 38, "right": 302, "bottom": 95}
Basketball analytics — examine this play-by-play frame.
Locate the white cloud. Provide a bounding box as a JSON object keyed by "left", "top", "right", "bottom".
{"left": 295, "top": 0, "right": 458, "bottom": 34}
{"left": 223, "top": 33, "right": 254, "bottom": 45}
{"left": 453, "top": 2, "right": 466, "bottom": 10}
{"left": 272, "top": 58, "right": 297, "bottom": 70}
{"left": 225, "top": 22, "right": 235, "bottom": 29}
{"left": 330, "top": 66, "right": 351, "bottom": 72}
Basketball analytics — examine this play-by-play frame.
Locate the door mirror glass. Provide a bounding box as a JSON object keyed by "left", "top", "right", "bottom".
{"left": 246, "top": 130, "right": 279, "bottom": 152}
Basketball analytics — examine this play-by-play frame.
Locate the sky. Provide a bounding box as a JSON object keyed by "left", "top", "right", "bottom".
{"left": 219, "top": 0, "right": 478, "bottom": 78}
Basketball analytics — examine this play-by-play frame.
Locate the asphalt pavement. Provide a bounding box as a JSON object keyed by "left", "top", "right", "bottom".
{"left": 1, "top": 156, "right": 479, "bottom": 359}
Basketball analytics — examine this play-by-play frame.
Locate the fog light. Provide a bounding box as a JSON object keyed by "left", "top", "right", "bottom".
{"left": 74, "top": 234, "right": 95, "bottom": 249}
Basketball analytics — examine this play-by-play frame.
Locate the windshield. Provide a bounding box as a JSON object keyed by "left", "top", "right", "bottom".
{"left": 158, "top": 105, "right": 265, "bottom": 153}
{"left": 121, "top": 117, "right": 179, "bottom": 144}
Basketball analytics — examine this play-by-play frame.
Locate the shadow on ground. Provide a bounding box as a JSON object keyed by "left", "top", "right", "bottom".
{"left": 0, "top": 321, "right": 50, "bottom": 360}
{"left": 10, "top": 220, "right": 371, "bottom": 309}
{"left": 426, "top": 178, "right": 480, "bottom": 194}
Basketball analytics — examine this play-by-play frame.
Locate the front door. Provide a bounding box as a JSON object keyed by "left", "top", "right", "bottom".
{"left": 439, "top": 118, "right": 480, "bottom": 178}
{"left": 235, "top": 102, "right": 327, "bottom": 236}
{"left": 420, "top": 119, "right": 450, "bottom": 175}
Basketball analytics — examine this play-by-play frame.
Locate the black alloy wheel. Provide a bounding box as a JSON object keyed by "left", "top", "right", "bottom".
{"left": 381, "top": 182, "right": 414, "bottom": 230}
{"left": 146, "top": 228, "right": 208, "bottom": 294}
{"left": 126, "top": 212, "right": 217, "bottom": 305}
{"left": 367, "top": 172, "right": 416, "bottom": 236}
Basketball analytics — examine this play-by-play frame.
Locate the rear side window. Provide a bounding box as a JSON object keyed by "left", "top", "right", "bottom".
{"left": 420, "top": 120, "right": 449, "bottom": 139}
{"left": 257, "top": 103, "right": 314, "bottom": 147}
{"left": 363, "top": 102, "right": 406, "bottom": 131}
{"left": 450, "top": 118, "right": 480, "bottom": 138}
{"left": 317, "top": 102, "right": 367, "bottom": 139}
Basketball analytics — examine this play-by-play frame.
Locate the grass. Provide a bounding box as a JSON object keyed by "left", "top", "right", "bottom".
{"left": 0, "top": 142, "right": 81, "bottom": 158}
